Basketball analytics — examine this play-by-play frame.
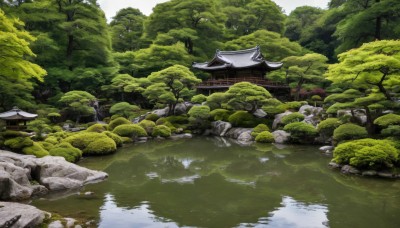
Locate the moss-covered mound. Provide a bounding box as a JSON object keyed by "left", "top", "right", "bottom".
{"left": 4, "top": 137, "right": 34, "bottom": 150}
{"left": 49, "top": 142, "right": 82, "bottom": 163}
{"left": 108, "top": 117, "right": 131, "bottom": 131}
{"left": 64, "top": 132, "right": 117, "bottom": 155}
{"left": 317, "top": 118, "right": 341, "bottom": 138}
{"left": 283, "top": 122, "right": 317, "bottom": 143}
{"left": 139, "top": 120, "right": 156, "bottom": 135}
{"left": 281, "top": 112, "right": 305, "bottom": 125}
{"left": 210, "top": 109, "right": 232, "bottom": 122}
{"left": 152, "top": 125, "right": 172, "bottom": 138}
{"left": 228, "top": 111, "right": 263, "bottom": 128}
{"left": 87, "top": 123, "right": 108, "bottom": 133}
{"left": 102, "top": 131, "right": 123, "bottom": 147}
{"left": 333, "top": 123, "right": 367, "bottom": 143}
{"left": 251, "top": 124, "right": 270, "bottom": 138}
{"left": 112, "top": 124, "right": 147, "bottom": 138}
{"left": 22, "top": 142, "right": 49, "bottom": 157}
{"left": 255, "top": 131, "right": 275, "bottom": 143}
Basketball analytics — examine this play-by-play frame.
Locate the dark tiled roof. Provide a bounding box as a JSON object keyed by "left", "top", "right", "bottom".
{"left": 192, "top": 46, "right": 283, "bottom": 71}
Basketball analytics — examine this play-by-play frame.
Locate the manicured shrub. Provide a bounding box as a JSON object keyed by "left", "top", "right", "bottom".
{"left": 44, "top": 136, "right": 59, "bottom": 145}
{"left": 152, "top": 125, "right": 172, "bottom": 138}
{"left": 382, "top": 125, "right": 400, "bottom": 137}
{"left": 283, "top": 122, "right": 318, "bottom": 143}
{"left": 22, "top": 142, "right": 49, "bottom": 157}
{"left": 317, "top": 118, "right": 341, "bottom": 138}
{"left": 49, "top": 142, "right": 82, "bottom": 163}
{"left": 374, "top": 114, "right": 400, "bottom": 128}
{"left": 333, "top": 123, "right": 368, "bottom": 143}
{"left": 210, "top": 109, "right": 232, "bottom": 121}
{"left": 281, "top": 112, "right": 305, "bottom": 125}
{"left": 51, "top": 125, "right": 63, "bottom": 133}
{"left": 64, "top": 132, "right": 117, "bottom": 155}
{"left": 145, "top": 113, "right": 160, "bottom": 121}
{"left": 166, "top": 115, "right": 189, "bottom": 125}
{"left": 333, "top": 138, "right": 398, "bottom": 170}
{"left": 109, "top": 102, "right": 140, "bottom": 118}
{"left": 191, "top": 94, "right": 207, "bottom": 104}
{"left": 108, "top": 117, "right": 131, "bottom": 131}
{"left": 1, "top": 130, "right": 28, "bottom": 138}
{"left": 37, "top": 141, "right": 55, "bottom": 151}
{"left": 4, "top": 137, "right": 34, "bottom": 150}
{"left": 87, "top": 123, "right": 107, "bottom": 133}
{"left": 262, "top": 105, "right": 286, "bottom": 115}
{"left": 155, "top": 118, "right": 177, "bottom": 132}
{"left": 228, "top": 111, "right": 258, "bottom": 128}
{"left": 139, "top": 120, "right": 156, "bottom": 135}
{"left": 251, "top": 124, "right": 270, "bottom": 138}
{"left": 188, "top": 106, "right": 210, "bottom": 130}
{"left": 112, "top": 124, "right": 147, "bottom": 138}
{"left": 102, "top": 131, "right": 123, "bottom": 147}
{"left": 279, "top": 101, "right": 306, "bottom": 111}
{"left": 255, "top": 131, "right": 275, "bottom": 143}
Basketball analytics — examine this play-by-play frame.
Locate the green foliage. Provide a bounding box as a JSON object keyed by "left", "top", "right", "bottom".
{"left": 22, "top": 142, "right": 49, "bottom": 158}
{"left": 1, "top": 130, "right": 28, "bottom": 139}
{"left": 283, "top": 122, "right": 318, "bottom": 143}
{"left": 333, "top": 123, "right": 368, "bottom": 143}
{"left": 86, "top": 124, "right": 107, "bottom": 133}
{"left": 108, "top": 117, "right": 131, "bottom": 131}
{"left": 228, "top": 111, "right": 259, "bottom": 128}
{"left": 210, "top": 109, "right": 232, "bottom": 122}
{"left": 27, "top": 119, "right": 52, "bottom": 139}
{"left": 45, "top": 136, "right": 59, "bottom": 145}
{"left": 152, "top": 125, "right": 172, "bottom": 138}
{"left": 64, "top": 132, "right": 116, "bottom": 155}
{"left": 382, "top": 125, "right": 400, "bottom": 137}
{"left": 281, "top": 112, "right": 305, "bottom": 125}
{"left": 317, "top": 118, "right": 341, "bottom": 137}
{"left": 255, "top": 131, "right": 275, "bottom": 143}
{"left": 206, "top": 92, "right": 226, "bottom": 110}
{"left": 59, "top": 91, "right": 96, "bottom": 123}
{"left": 4, "top": 137, "right": 34, "bottom": 150}
{"left": 109, "top": 102, "right": 140, "bottom": 119}
{"left": 37, "top": 141, "right": 55, "bottom": 151}
{"left": 49, "top": 142, "right": 82, "bottom": 163}
{"left": 102, "top": 131, "right": 123, "bottom": 147}
{"left": 188, "top": 105, "right": 211, "bottom": 130}
{"left": 112, "top": 124, "right": 147, "bottom": 138}
{"left": 279, "top": 101, "right": 306, "bottom": 111}
{"left": 224, "top": 82, "right": 272, "bottom": 112}
{"left": 285, "top": 6, "right": 324, "bottom": 42}
{"left": 145, "top": 113, "right": 160, "bottom": 122}
{"left": 251, "top": 124, "right": 270, "bottom": 138}
{"left": 139, "top": 120, "right": 156, "bottom": 135}
{"left": 333, "top": 139, "right": 399, "bottom": 170}
{"left": 374, "top": 114, "right": 400, "bottom": 128}
{"left": 191, "top": 94, "right": 207, "bottom": 104}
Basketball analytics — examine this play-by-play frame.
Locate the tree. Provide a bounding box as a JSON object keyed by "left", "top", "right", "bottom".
{"left": 110, "top": 7, "right": 146, "bottom": 52}
{"left": 282, "top": 53, "right": 328, "bottom": 100}
{"left": 326, "top": 40, "right": 400, "bottom": 101}
{"left": 143, "top": 65, "right": 201, "bottom": 115}
{"left": 59, "top": 91, "right": 96, "bottom": 123}
{"left": 109, "top": 102, "right": 140, "bottom": 119}
{"left": 224, "top": 82, "right": 273, "bottom": 113}
{"left": 284, "top": 6, "right": 324, "bottom": 42}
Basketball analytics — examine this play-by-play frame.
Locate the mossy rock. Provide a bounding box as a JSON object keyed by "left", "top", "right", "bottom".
{"left": 49, "top": 142, "right": 82, "bottom": 163}
{"left": 139, "top": 120, "right": 156, "bottom": 135}
{"left": 333, "top": 123, "right": 368, "bottom": 143}
{"left": 145, "top": 113, "right": 160, "bottom": 121}
{"left": 22, "top": 142, "right": 49, "bottom": 157}
{"left": 108, "top": 117, "right": 131, "bottom": 131}
{"left": 102, "top": 131, "right": 123, "bottom": 147}
{"left": 251, "top": 124, "right": 270, "bottom": 138}
{"left": 4, "top": 137, "right": 34, "bottom": 150}
{"left": 87, "top": 123, "right": 108, "bottom": 133}
{"left": 255, "top": 131, "right": 275, "bottom": 143}
{"left": 112, "top": 124, "right": 147, "bottom": 138}
{"left": 152, "top": 125, "right": 172, "bottom": 138}
{"left": 64, "top": 132, "right": 117, "bottom": 155}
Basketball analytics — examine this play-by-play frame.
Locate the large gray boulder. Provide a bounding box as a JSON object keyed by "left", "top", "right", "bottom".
{"left": 253, "top": 109, "right": 267, "bottom": 118}
{"left": 237, "top": 131, "right": 253, "bottom": 145}
{"left": 211, "top": 121, "right": 232, "bottom": 137}
{"left": 152, "top": 107, "right": 169, "bottom": 117}
{"left": 299, "top": 105, "right": 324, "bottom": 127}
{"left": 272, "top": 111, "right": 293, "bottom": 129}
{"left": 0, "top": 201, "right": 49, "bottom": 228}
{"left": 0, "top": 151, "right": 108, "bottom": 201}
{"left": 272, "top": 130, "right": 291, "bottom": 144}
{"left": 225, "top": 128, "right": 252, "bottom": 139}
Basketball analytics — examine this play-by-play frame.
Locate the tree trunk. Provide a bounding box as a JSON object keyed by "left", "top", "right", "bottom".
{"left": 375, "top": 0, "right": 381, "bottom": 40}
{"left": 364, "top": 106, "right": 375, "bottom": 134}
{"left": 185, "top": 37, "right": 194, "bottom": 54}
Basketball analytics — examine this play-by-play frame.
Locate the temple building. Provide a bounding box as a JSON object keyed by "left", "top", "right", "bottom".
{"left": 193, "top": 46, "right": 290, "bottom": 98}
{"left": 0, "top": 107, "right": 37, "bottom": 130}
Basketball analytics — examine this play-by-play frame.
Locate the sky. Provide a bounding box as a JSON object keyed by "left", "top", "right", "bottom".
{"left": 98, "top": 0, "right": 330, "bottom": 22}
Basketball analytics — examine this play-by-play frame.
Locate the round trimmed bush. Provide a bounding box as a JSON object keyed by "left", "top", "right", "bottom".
{"left": 333, "top": 138, "right": 398, "bottom": 170}
{"left": 4, "top": 137, "right": 34, "bottom": 150}
{"left": 145, "top": 113, "right": 160, "bottom": 121}
{"left": 22, "top": 142, "right": 49, "bottom": 157}
{"left": 210, "top": 109, "right": 232, "bottom": 121}
{"left": 102, "top": 131, "right": 123, "bottom": 147}
{"left": 283, "top": 122, "right": 318, "bottom": 143}
{"left": 255, "top": 131, "right": 275, "bottom": 143}
{"left": 191, "top": 94, "right": 207, "bottom": 104}
{"left": 382, "top": 125, "right": 400, "bottom": 137}
{"left": 374, "top": 114, "right": 400, "bottom": 128}
{"left": 49, "top": 142, "right": 82, "bottom": 163}
{"left": 87, "top": 123, "right": 107, "bottom": 133}
{"left": 112, "top": 124, "right": 147, "bottom": 138}
{"left": 139, "top": 120, "right": 156, "bottom": 135}
{"left": 84, "top": 137, "right": 116, "bottom": 155}
{"left": 281, "top": 112, "right": 305, "bottom": 125}
{"left": 333, "top": 123, "right": 368, "bottom": 143}
{"left": 152, "top": 125, "right": 172, "bottom": 138}
{"left": 251, "top": 124, "right": 270, "bottom": 138}
{"left": 64, "top": 132, "right": 117, "bottom": 155}
{"left": 228, "top": 111, "right": 258, "bottom": 128}
{"left": 317, "top": 118, "right": 341, "bottom": 138}
{"left": 108, "top": 117, "right": 131, "bottom": 131}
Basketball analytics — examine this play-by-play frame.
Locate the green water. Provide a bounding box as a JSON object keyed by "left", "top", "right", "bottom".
{"left": 31, "top": 137, "right": 400, "bottom": 228}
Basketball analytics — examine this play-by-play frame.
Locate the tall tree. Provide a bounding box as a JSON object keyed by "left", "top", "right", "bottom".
{"left": 284, "top": 6, "right": 324, "bottom": 42}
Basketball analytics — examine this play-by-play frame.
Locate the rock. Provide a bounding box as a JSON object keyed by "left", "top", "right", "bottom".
{"left": 174, "top": 102, "right": 193, "bottom": 115}
{"left": 362, "top": 170, "right": 377, "bottom": 177}
{"left": 253, "top": 109, "right": 267, "bottom": 118}
{"left": 65, "top": 218, "right": 77, "bottom": 228}
{"left": 237, "top": 131, "right": 253, "bottom": 144}
{"left": 170, "top": 133, "right": 193, "bottom": 140}
{"left": 225, "top": 128, "right": 252, "bottom": 139}
{"left": 341, "top": 165, "right": 360, "bottom": 175}
{"left": 319, "top": 146, "right": 334, "bottom": 153}
{"left": 328, "top": 162, "right": 342, "bottom": 169}
{"left": 272, "top": 130, "right": 290, "bottom": 144}
{"left": 49, "top": 220, "right": 64, "bottom": 228}
{"left": 377, "top": 172, "right": 396, "bottom": 178}
{"left": 272, "top": 111, "right": 292, "bottom": 129}
{"left": 0, "top": 151, "right": 108, "bottom": 200}
{"left": 299, "top": 105, "right": 323, "bottom": 116}
{"left": 0, "top": 201, "right": 48, "bottom": 228}
{"left": 211, "top": 121, "right": 232, "bottom": 137}
{"left": 152, "top": 107, "right": 169, "bottom": 117}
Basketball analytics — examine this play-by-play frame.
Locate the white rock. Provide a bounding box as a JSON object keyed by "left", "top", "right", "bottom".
{"left": 253, "top": 109, "right": 267, "bottom": 118}
{"left": 48, "top": 220, "right": 64, "bottom": 228}
{"left": 272, "top": 111, "right": 292, "bottom": 129}
{"left": 272, "top": 130, "right": 291, "bottom": 144}
{"left": 211, "top": 121, "right": 232, "bottom": 137}
{"left": 0, "top": 201, "right": 48, "bottom": 228}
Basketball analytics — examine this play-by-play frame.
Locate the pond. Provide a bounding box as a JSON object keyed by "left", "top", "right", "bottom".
{"left": 31, "top": 137, "right": 400, "bottom": 227}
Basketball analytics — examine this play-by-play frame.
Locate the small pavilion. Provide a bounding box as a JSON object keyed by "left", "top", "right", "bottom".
{"left": 0, "top": 107, "right": 38, "bottom": 130}
{"left": 193, "top": 46, "right": 290, "bottom": 98}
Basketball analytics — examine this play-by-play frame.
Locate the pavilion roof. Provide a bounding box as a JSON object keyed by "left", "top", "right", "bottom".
{"left": 0, "top": 107, "right": 38, "bottom": 120}
{"left": 192, "top": 46, "right": 283, "bottom": 72}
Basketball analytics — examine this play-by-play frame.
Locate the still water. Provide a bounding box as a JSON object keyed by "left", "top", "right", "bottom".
{"left": 31, "top": 137, "right": 400, "bottom": 227}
